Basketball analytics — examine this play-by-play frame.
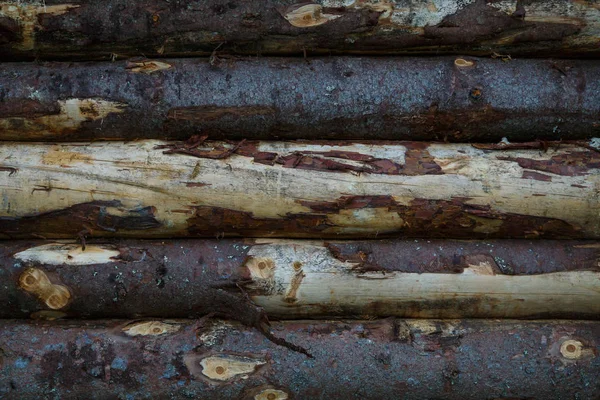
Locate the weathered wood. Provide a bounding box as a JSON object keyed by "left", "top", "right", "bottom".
{"left": 0, "top": 318, "right": 598, "bottom": 399}
{"left": 0, "top": 140, "right": 598, "bottom": 239}
{"left": 1, "top": 57, "right": 600, "bottom": 141}
{"left": 2, "top": 239, "right": 599, "bottom": 320}
{"left": 1, "top": 0, "right": 600, "bottom": 60}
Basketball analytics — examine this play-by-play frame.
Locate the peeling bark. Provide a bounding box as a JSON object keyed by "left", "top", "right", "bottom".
{"left": 0, "top": 319, "right": 598, "bottom": 399}
{"left": 0, "top": 141, "right": 598, "bottom": 239}
{"left": 1, "top": 239, "right": 599, "bottom": 320}
{"left": 1, "top": 0, "right": 600, "bottom": 60}
{"left": 1, "top": 57, "right": 600, "bottom": 141}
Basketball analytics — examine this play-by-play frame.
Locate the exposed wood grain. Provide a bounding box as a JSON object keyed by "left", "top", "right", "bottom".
{"left": 0, "top": 140, "right": 598, "bottom": 239}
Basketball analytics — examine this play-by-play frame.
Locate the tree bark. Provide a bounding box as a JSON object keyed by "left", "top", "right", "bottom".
{"left": 0, "top": 140, "right": 598, "bottom": 239}
{"left": 1, "top": 0, "right": 600, "bottom": 60}
{"left": 0, "top": 318, "right": 598, "bottom": 399}
{"left": 1, "top": 57, "right": 600, "bottom": 141}
{"left": 2, "top": 239, "right": 599, "bottom": 320}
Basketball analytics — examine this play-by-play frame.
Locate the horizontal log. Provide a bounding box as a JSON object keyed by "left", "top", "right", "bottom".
{"left": 1, "top": 57, "right": 600, "bottom": 141}
{"left": 0, "top": 318, "right": 598, "bottom": 399}
{"left": 0, "top": 140, "right": 598, "bottom": 239}
{"left": 1, "top": 0, "right": 600, "bottom": 60}
{"left": 2, "top": 239, "right": 599, "bottom": 320}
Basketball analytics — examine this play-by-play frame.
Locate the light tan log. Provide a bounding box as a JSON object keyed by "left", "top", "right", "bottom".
{"left": 0, "top": 140, "right": 598, "bottom": 239}
{"left": 244, "top": 240, "right": 600, "bottom": 319}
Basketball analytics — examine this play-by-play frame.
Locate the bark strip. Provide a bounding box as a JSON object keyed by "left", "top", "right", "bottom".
{"left": 1, "top": 57, "right": 600, "bottom": 141}
{"left": 2, "top": 239, "right": 599, "bottom": 320}
{"left": 1, "top": 0, "right": 600, "bottom": 60}
{"left": 0, "top": 318, "right": 598, "bottom": 399}
{"left": 0, "top": 140, "right": 598, "bottom": 239}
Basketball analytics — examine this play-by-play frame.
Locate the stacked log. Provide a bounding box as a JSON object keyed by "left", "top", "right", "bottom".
{"left": 1, "top": 319, "right": 598, "bottom": 399}
{"left": 0, "top": 140, "right": 598, "bottom": 240}
{"left": 0, "top": 57, "right": 599, "bottom": 141}
{"left": 1, "top": 0, "right": 600, "bottom": 60}
{"left": 3, "top": 239, "right": 600, "bottom": 320}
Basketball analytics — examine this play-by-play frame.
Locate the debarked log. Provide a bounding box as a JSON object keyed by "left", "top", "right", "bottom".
{"left": 1, "top": 239, "right": 599, "bottom": 320}
{"left": 0, "top": 140, "right": 598, "bottom": 239}
{"left": 1, "top": 57, "right": 600, "bottom": 141}
{"left": 1, "top": 0, "right": 600, "bottom": 60}
{"left": 0, "top": 318, "right": 598, "bottom": 399}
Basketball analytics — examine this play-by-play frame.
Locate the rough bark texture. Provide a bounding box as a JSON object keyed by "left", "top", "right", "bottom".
{"left": 1, "top": 239, "right": 599, "bottom": 320}
{"left": 0, "top": 140, "right": 598, "bottom": 240}
{"left": 0, "top": 318, "right": 598, "bottom": 399}
{"left": 1, "top": 57, "right": 600, "bottom": 141}
{"left": 1, "top": 0, "right": 600, "bottom": 60}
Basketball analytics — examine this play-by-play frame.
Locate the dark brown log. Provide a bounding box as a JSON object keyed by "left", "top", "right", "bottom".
{"left": 0, "top": 318, "right": 598, "bottom": 399}
{"left": 1, "top": 0, "right": 600, "bottom": 60}
{"left": 1, "top": 57, "right": 600, "bottom": 141}
{"left": 2, "top": 239, "right": 599, "bottom": 320}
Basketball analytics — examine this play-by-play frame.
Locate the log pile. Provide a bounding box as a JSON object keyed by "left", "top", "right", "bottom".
{"left": 0, "top": 1, "right": 599, "bottom": 399}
